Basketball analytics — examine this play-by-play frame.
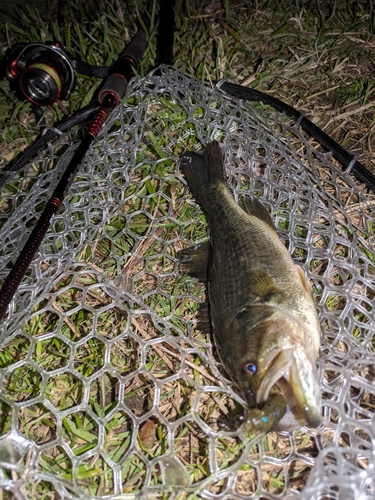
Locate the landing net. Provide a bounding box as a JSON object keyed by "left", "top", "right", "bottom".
{"left": 0, "top": 66, "right": 374, "bottom": 499}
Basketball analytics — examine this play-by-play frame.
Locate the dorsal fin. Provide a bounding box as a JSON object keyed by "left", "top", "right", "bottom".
{"left": 241, "top": 196, "right": 275, "bottom": 229}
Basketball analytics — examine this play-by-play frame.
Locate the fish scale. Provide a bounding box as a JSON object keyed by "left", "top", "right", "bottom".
{"left": 179, "top": 140, "right": 322, "bottom": 433}
{"left": 206, "top": 197, "right": 302, "bottom": 323}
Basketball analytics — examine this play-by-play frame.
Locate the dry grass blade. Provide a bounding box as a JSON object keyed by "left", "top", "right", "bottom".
{"left": 0, "top": 1, "right": 375, "bottom": 499}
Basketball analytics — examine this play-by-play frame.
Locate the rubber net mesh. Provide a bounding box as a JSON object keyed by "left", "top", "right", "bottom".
{"left": 0, "top": 66, "right": 375, "bottom": 499}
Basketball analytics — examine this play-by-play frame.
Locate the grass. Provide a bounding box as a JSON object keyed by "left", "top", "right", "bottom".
{"left": 0, "top": 0, "right": 375, "bottom": 498}
{"left": 0, "top": 0, "right": 374, "bottom": 172}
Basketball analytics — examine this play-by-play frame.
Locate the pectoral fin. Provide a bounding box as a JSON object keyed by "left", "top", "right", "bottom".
{"left": 197, "top": 301, "right": 211, "bottom": 334}
{"left": 179, "top": 242, "right": 212, "bottom": 333}
{"left": 178, "top": 241, "right": 210, "bottom": 281}
{"left": 245, "top": 268, "right": 281, "bottom": 300}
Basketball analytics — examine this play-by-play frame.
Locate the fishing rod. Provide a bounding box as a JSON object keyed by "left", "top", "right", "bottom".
{"left": 0, "top": 102, "right": 101, "bottom": 192}
{"left": 156, "top": 0, "right": 176, "bottom": 66}
{"left": 0, "top": 0, "right": 176, "bottom": 192}
{"left": 0, "top": 26, "right": 147, "bottom": 320}
{"left": 2, "top": 4, "right": 374, "bottom": 322}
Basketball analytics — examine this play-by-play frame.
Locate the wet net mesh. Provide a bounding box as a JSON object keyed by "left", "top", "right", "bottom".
{"left": 0, "top": 66, "right": 375, "bottom": 499}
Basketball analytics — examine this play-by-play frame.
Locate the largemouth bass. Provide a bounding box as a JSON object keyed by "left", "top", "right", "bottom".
{"left": 179, "top": 141, "right": 322, "bottom": 433}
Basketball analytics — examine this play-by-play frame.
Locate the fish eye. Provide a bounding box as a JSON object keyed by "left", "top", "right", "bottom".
{"left": 243, "top": 362, "right": 257, "bottom": 375}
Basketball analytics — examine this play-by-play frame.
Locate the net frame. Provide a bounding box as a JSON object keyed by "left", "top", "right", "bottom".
{"left": 0, "top": 65, "right": 374, "bottom": 499}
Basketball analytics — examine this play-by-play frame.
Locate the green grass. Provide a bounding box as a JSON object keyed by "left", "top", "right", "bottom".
{"left": 1, "top": 0, "right": 375, "bottom": 498}
{"left": 1, "top": 0, "right": 375, "bottom": 169}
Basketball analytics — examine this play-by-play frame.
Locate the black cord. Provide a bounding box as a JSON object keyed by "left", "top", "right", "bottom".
{"left": 218, "top": 81, "right": 375, "bottom": 192}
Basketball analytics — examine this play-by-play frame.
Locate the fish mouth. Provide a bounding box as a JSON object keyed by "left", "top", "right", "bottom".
{"left": 256, "top": 348, "right": 322, "bottom": 428}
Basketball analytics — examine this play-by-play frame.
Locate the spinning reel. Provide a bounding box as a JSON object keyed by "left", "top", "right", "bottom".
{"left": 7, "top": 42, "right": 76, "bottom": 106}
{"left": 7, "top": 41, "right": 110, "bottom": 108}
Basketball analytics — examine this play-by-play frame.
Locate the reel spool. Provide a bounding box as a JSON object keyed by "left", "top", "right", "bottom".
{"left": 7, "top": 42, "right": 75, "bottom": 106}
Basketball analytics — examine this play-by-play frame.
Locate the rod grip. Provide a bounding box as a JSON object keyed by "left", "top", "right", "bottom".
{"left": 119, "top": 27, "right": 147, "bottom": 63}
{"left": 98, "top": 27, "right": 147, "bottom": 104}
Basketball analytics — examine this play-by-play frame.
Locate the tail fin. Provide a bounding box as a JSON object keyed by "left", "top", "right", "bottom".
{"left": 180, "top": 141, "right": 225, "bottom": 201}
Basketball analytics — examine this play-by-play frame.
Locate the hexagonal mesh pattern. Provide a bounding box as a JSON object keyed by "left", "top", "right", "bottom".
{"left": 0, "top": 66, "right": 374, "bottom": 499}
